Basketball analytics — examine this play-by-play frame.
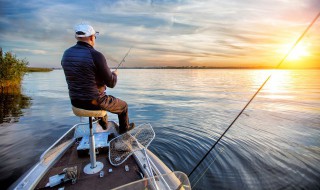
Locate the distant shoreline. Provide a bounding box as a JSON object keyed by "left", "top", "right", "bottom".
{"left": 51, "top": 66, "right": 320, "bottom": 70}
{"left": 111, "top": 66, "right": 320, "bottom": 70}
{"left": 27, "top": 67, "right": 53, "bottom": 72}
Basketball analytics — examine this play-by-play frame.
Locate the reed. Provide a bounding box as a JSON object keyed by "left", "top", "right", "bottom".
{"left": 0, "top": 48, "right": 28, "bottom": 93}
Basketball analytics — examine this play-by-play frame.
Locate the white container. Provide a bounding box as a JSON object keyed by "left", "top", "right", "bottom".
{"left": 49, "top": 174, "right": 65, "bottom": 187}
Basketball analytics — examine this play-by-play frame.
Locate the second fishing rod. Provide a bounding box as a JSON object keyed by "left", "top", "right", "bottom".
{"left": 114, "top": 47, "right": 133, "bottom": 71}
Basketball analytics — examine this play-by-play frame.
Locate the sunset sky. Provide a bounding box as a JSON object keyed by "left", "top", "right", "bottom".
{"left": 1, "top": 0, "right": 320, "bottom": 69}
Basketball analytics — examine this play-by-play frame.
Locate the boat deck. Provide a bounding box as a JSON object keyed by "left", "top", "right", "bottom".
{"left": 35, "top": 141, "right": 142, "bottom": 190}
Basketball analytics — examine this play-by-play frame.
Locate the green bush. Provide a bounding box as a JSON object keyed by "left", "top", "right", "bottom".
{"left": 0, "top": 48, "right": 29, "bottom": 91}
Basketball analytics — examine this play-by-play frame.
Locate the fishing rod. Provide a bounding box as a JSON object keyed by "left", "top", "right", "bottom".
{"left": 115, "top": 47, "right": 133, "bottom": 71}
{"left": 188, "top": 11, "right": 320, "bottom": 179}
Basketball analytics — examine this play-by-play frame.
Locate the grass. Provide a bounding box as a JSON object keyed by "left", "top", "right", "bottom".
{"left": 27, "top": 67, "right": 53, "bottom": 72}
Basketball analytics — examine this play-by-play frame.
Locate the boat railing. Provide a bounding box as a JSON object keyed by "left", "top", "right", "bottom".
{"left": 39, "top": 126, "right": 75, "bottom": 162}
{"left": 112, "top": 171, "right": 191, "bottom": 190}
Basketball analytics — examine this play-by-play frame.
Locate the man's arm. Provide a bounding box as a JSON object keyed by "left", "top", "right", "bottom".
{"left": 91, "top": 50, "right": 117, "bottom": 88}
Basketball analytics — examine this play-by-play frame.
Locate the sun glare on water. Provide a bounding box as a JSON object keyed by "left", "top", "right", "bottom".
{"left": 251, "top": 70, "right": 294, "bottom": 100}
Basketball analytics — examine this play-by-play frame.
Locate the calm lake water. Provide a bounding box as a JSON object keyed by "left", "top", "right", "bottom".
{"left": 1, "top": 69, "right": 319, "bottom": 189}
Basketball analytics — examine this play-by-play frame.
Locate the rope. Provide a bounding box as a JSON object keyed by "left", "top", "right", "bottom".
{"left": 188, "top": 11, "right": 320, "bottom": 178}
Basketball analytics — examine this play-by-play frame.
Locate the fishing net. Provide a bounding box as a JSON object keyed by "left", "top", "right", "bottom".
{"left": 109, "top": 123, "right": 155, "bottom": 166}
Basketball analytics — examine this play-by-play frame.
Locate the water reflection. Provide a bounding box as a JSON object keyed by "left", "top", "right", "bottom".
{"left": 264, "top": 70, "right": 295, "bottom": 99}
{"left": 2, "top": 70, "right": 320, "bottom": 189}
{"left": 249, "top": 70, "right": 296, "bottom": 100}
{"left": 0, "top": 90, "right": 31, "bottom": 124}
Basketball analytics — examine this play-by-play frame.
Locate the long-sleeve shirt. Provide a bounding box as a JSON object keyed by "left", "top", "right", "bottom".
{"left": 61, "top": 41, "right": 117, "bottom": 110}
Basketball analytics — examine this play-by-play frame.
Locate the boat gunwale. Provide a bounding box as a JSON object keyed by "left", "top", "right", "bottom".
{"left": 40, "top": 123, "right": 79, "bottom": 161}
{"left": 10, "top": 123, "right": 80, "bottom": 190}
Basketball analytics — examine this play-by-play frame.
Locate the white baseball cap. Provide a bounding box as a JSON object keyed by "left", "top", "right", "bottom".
{"left": 74, "top": 24, "right": 99, "bottom": 37}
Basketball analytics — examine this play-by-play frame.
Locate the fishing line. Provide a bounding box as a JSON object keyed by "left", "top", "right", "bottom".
{"left": 191, "top": 147, "right": 225, "bottom": 189}
{"left": 188, "top": 11, "right": 320, "bottom": 179}
{"left": 115, "top": 47, "right": 133, "bottom": 71}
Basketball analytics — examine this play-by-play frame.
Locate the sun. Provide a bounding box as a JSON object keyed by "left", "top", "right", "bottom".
{"left": 277, "top": 42, "right": 310, "bottom": 61}
{"left": 287, "top": 44, "right": 310, "bottom": 61}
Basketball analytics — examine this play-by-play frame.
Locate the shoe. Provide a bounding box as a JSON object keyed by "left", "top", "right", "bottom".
{"left": 98, "top": 118, "right": 108, "bottom": 130}
{"left": 119, "top": 123, "right": 135, "bottom": 134}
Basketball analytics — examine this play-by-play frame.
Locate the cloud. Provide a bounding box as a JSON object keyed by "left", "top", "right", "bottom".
{"left": 12, "top": 48, "right": 47, "bottom": 55}
{"left": 0, "top": 0, "right": 319, "bottom": 68}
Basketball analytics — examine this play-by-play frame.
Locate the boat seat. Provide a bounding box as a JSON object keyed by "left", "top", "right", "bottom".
{"left": 72, "top": 106, "right": 106, "bottom": 174}
{"left": 72, "top": 106, "right": 107, "bottom": 117}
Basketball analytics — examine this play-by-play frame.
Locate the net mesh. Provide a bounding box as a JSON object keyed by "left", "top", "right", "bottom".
{"left": 109, "top": 123, "right": 155, "bottom": 166}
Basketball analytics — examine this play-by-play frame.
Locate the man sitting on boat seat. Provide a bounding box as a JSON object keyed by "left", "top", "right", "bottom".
{"left": 61, "top": 23, "right": 135, "bottom": 134}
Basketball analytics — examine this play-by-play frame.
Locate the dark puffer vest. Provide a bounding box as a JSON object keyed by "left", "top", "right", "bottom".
{"left": 61, "top": 41, "right": 117, "bottom": 109}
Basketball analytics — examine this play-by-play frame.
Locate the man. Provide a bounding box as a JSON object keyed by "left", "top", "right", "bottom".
{"left": 61, "top": 23, "right": 134, "bottom": 134}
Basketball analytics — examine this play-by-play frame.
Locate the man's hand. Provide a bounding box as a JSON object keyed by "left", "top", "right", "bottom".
{"left": 113, "top": 70, "right": 118, "bottom": 76}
